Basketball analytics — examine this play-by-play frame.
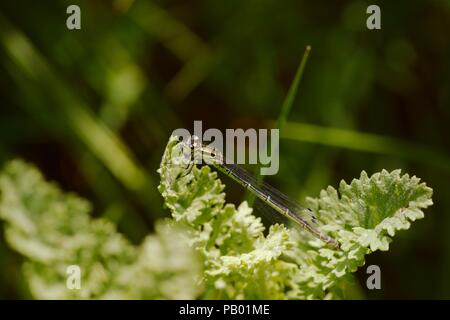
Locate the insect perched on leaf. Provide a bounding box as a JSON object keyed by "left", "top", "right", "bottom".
{"left": 176, "top": 135, "right": 340, "bottom": 249}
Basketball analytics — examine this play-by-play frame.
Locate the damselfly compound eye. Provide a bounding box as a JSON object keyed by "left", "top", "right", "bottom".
{"left": 189, "top": 135, "right": 200, "bottom": 149}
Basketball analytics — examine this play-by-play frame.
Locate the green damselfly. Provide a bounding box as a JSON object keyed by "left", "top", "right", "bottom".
{"left": 178, "top": 135, "right": 340, "bottom": 249}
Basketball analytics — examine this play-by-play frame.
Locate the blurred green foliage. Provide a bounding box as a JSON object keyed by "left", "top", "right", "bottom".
{"left": 0, "top": 0, "right": 449, "bottom": 298}
{"left": 0, "top": 160, "right": 202, "bottom": 299}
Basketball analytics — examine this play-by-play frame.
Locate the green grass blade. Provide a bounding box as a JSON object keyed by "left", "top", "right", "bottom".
{"left": 280, "top": 121, "right": 450, "bottom": 173}
{"left": 275, "top": 45, "right": 311, "bottom": 131}
{"left": 247, "top": 47, "right": 311, "bottom": 205}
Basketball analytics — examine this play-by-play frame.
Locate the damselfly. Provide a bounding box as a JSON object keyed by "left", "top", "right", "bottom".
{"left": 178, "top": 135, "right": 340, "bottom": 249}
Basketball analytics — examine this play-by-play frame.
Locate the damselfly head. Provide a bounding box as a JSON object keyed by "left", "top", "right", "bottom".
{"left": 189, "top": 135, "right": 201, "bottom": 149}
{"left": 182, "top": 135, "right": 203, "bottom": 163}
{"left": 175, "top": 135, "right": 201, "bottom": 150}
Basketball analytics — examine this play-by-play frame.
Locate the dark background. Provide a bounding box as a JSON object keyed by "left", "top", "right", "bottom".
{"left": 0, "top": 0, "right": 449, "bottom": 299}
